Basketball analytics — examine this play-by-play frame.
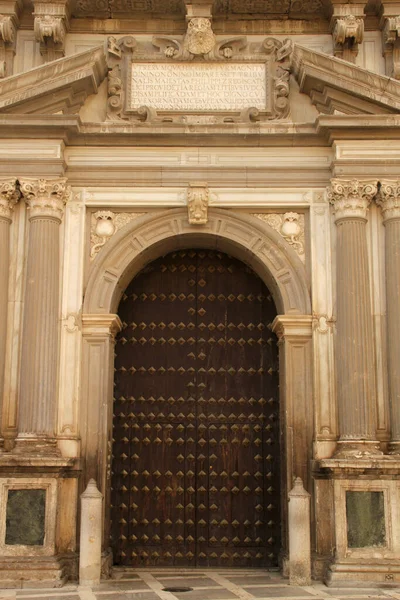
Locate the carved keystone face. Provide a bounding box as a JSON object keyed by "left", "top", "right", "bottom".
{"left": 188, "top": 17, "right": 212, "bottom": 33}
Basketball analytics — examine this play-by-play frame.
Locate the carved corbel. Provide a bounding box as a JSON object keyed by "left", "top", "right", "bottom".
{"left": 187, "top": 182, "right": 209, "bottom": 225}
{"left": 33, "top": 1, "right": 70, "bottom": 62}
{"left": 331, "top": 14, "right": 364, "bottom": 62}
{"left": 381, "top": 16, "right": 400, "bottom": 79}
{"left": 106, "top": 35, "right": 136, "bottom": 120}
{"left": 0, "top": 14, "right": 16, "bottom": 77}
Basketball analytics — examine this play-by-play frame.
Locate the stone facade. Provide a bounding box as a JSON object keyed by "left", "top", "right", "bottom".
{"left": 1, "top": 0, "right": 400, "bottom": 588}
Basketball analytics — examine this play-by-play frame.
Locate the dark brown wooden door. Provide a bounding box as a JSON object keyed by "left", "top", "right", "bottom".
{"left": 111, "top": 249, "right": 280, "bottom": 567}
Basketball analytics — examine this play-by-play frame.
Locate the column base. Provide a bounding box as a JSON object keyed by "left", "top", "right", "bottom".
{"left": 13, "top": 436, "right": 61, "bottom": 456}
{"left": 388, "top": 441, "right": 400, "bottom": 455}
{"left": 334, "top": 440, "right": 383, "bottom": 458}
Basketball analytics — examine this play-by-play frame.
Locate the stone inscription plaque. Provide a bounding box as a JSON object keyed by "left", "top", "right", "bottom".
{"left": 129, "top": 63, "right": 267, "bottom": 112}
{"left": 5, "top": 489, "right": 46, "bottom": 546}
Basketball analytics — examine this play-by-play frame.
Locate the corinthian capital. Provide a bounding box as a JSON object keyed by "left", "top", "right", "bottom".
{"left": 327, "top": 179, "right": 378, "bottom": 222}
{"left": 0, "top": 178, "right": 20, "bottom": 220}
{"left": 20, "top": 178, "right": 70, "bottom": 221}
{"left": 376, "top": 180, "right": 400, "bottom": 222}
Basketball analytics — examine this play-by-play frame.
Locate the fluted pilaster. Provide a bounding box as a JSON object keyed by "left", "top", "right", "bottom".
{"left": 0, "top": 179, "right": 20, "bottom": 440}
{"left": 327, "top": 179, "right": 380, "bottom": 457}
{"left": 377, "top": 180, "right": 400, "bottom": 452}
{"left": 17, "top": 178, "right": 69, "bottom": 452}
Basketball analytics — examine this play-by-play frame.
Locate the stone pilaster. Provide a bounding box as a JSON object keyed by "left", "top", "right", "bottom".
{"left": 272, "top": 315, "right": 313, "bottom": 571}
{"left": 327, "top": 179, "right": 380, "bottom": 457}
{"left": 0, "top": 179, "right": 19, "bottom": 442}
{"left": 81, "top": 314, "right": 122, "bottom": 549}
{"left": 17, "top": 178, "right": 69, "bottom": 453}
{"left": 376, "top": 180, "right": 400, "bottom": 453}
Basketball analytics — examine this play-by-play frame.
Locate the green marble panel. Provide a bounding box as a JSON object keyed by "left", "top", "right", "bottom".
{"left": 346, "top": 491, "right": 386, "bottom": 548}
{"left": 5, "top": 489, "right": 46, "bottom": 546}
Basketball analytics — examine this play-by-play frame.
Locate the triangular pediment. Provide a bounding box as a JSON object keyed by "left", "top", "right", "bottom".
{"left": 292, "top": 44, "right": 400, "bottom": 115}
{"left": 0, "top": 46, "right": 107, "bottom": 115}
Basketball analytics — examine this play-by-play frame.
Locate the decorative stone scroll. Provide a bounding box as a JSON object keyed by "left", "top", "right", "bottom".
{"left": 252, "top": 212, "right": 305, "bottom": 262}
{"left": 106, "top": 30, "right": 292, "bottom": 123}
{"left": 90, "top": 210, "right": 145, "bottom": 259}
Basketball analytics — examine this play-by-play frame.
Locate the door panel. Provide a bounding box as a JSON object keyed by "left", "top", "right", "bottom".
{"left": 111, "top": 249, "right": 280, "bottom": 567}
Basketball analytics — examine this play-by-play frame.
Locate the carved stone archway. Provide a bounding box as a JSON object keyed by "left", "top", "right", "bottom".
{"left": 80, "top": 208, "right": 313, "bottom": 568}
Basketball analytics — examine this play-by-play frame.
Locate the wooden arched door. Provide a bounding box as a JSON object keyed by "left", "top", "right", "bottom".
{"left": 111, "top": 249, "right": 280, "bottom": 567}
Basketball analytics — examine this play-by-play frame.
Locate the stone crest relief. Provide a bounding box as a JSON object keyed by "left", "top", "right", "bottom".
{"left": 252, "top": 212, "right": 305, "bottom": 262}
{"left": 90, "top": 210, "right": 146, "bottom": 260}
{"left": 106, "top": 24, "right": 292, "bottom": 123}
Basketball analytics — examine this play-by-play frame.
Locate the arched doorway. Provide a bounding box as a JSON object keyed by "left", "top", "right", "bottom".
{"left": 110, "top": 248, "right": 280, "bottom": 568}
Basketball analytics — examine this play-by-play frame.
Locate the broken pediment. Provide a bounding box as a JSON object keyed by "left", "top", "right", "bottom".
{"left": 0, "top": 46, "right": 107, "bottom": 115}
{"left": 292, "top": 44, "right": 400, "bottom": 115}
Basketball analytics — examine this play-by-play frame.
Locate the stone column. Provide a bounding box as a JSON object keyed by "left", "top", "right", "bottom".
{"left": 377, "top": 180, "right": 400, "bottom": 453}
{"left": 16, "top": 178, "right": 69, "bottom": 452}
{"left": 0, "top": 179, "right": 20, "bottom": 441}
{"left": 327, "top": 179, "right": 380, "bottom": 456}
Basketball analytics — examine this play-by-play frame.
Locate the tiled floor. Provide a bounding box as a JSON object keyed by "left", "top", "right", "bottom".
{"left": 2, "top": 571, "right": 400, "bottom": 600}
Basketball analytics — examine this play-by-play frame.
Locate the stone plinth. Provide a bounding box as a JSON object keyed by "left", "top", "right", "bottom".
{"left": 288, "top": 478, "right": 311, "bottom": 586}
{"left": 79, "top": 479, "right": 103, "bottom": 586}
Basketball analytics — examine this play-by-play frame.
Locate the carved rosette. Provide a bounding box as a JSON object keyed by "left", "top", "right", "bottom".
{"left": 327, "top": 179, "right": 378, "bottom": 222}
{"left": 20, "top": 178, "right": 70, "bottom": 221}
{"left": 0, "top": 178, "right": 20, "bottom": 220}
{"left": 377, "top": 180, "right": 400, "bottom": 223}
{"left": 187, "top": 182, "right": 209, "bottom": 225}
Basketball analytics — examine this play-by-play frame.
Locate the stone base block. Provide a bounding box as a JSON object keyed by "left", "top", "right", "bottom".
{"left": 0, "top": 554, "right": 77, "bottom": 588}
{"left": 326, "top": 561, "right": 400, "bottom": 587}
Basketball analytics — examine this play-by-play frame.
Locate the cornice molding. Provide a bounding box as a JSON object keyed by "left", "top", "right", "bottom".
{"left": 0, "top": 45, "right": 107, "bottom": 115}
{"left": 292, "top": 43, "right": 400, "bottom": 115}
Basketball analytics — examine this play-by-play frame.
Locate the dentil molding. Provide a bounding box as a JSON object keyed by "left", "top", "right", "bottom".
{"left": 327, "top": 179, "right": 378, "bottom": 222}
{"left": 19, "top": 178, "right": 71, "bottom": 221}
